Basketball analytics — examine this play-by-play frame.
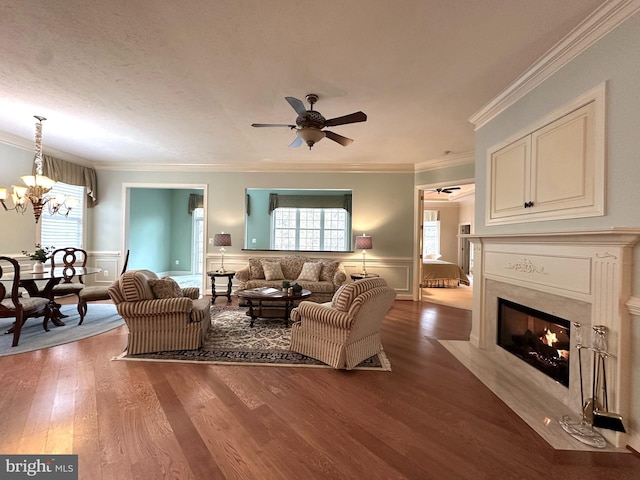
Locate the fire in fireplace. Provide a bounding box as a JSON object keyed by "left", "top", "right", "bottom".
{"left": 497, "top": 298, "right": 570, "bottom": 387}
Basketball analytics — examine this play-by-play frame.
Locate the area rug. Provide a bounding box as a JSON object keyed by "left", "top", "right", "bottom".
{"left": 0, "top": 303, "right": 124, "bottom": 356}
{"left": 114, "top": 306, "right": 391, "bottom": 371}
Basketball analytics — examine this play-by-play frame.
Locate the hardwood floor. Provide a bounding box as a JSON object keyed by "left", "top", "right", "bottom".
{"left": 1, "top": 298, "right": 638, "bottom": 479}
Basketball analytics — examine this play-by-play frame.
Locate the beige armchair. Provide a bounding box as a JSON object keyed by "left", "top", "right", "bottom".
{"left": 290, "top": 277, "right": 396, "bottom": 369}
{"left": 108, "top": 269, "right": 211, "bottom": 354}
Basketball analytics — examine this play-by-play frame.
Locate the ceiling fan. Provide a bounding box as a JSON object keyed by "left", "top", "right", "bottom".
{"left": 428, "top": 187, "right": 461, "bottom": 194}
{"left": 251, "top": 94, "right": 367, "bottom": 149}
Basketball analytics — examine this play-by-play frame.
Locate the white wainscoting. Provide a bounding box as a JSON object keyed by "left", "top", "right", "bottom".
{"left": 206, "top": 253, "right": 414, "bottom": 300}
{"left": 85, "top": 251, "right": 126, "bottom": 286}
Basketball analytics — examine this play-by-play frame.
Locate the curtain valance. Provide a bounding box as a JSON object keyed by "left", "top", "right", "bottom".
{"left": 424, "top": 210, "right": 440, "bottom": 222}
{"left": 268, "top": 193, "right": 352, "bottom": 214}
{"left": 188, "top": 194, "right": 204, "bottom": 214}
{"left": 37, "top": 155, "right": 99, "bottom": 207}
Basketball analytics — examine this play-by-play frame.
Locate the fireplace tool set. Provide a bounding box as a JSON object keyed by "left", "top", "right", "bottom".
{"left": 559, "top": 323, "right": 626, "bottom": 448}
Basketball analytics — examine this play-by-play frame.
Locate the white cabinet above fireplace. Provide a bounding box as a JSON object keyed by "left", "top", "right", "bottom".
{"left": 486, "top": 83, "right": 605, "bottom": 225}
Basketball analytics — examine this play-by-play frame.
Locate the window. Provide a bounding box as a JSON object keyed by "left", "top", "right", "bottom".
{"left": 422, "top": 210, "right": 440, "bottom": 259}
{"left": 272, "top": 208, "right": 348, "bottom": 251}
{"left": 40, "top": 183, "right": 85, "bottom": 249}
{"left": 191, "top": 207, "right": 204, "bottom": 274}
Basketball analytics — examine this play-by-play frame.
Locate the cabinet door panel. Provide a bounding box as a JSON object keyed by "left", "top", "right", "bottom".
{"left": 531, "top": 102, "right": 595, "bottom": 212}
{"left": 490, "top": 137, "right": 530, "bottom": 219}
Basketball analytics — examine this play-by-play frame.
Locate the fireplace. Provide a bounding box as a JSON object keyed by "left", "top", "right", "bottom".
{"left": 461, "top": 229, "right": 640, "bottom": 449}
{"left": 497, "top": 298, "right": 570, "bottom": 387}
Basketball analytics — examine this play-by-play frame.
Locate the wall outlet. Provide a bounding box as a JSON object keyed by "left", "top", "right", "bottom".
{"left": 209, "top": 237, "right": 214, "bottom": 245}
{"left": 175, "top": 260, "right": 179, "bottom": 265}
{"left": 103, "top": 270, "right": 109, "bottom": 277}
{"left": 252, "top": 238, "right": 257, "bottom": 244}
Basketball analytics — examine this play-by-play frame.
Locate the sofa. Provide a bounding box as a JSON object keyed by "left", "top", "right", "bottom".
{"left": 234, "top": 255, "right": 347, "bottom": 304}
{"left": 108, "top": 269, "right": 211, "bottom": 354}
{"left": 290, "top": 277, "right": 397, "bottom": 369}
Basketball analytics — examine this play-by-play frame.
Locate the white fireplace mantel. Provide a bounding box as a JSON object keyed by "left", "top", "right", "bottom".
{"left": 462, "top": 228, "right": 640, "bottom": 449}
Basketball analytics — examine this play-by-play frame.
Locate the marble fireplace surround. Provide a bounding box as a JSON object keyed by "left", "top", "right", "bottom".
{"left": 443, "top": 229, "right": 640, "bottom": 451}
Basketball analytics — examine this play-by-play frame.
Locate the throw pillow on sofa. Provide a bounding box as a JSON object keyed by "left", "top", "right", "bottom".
{"left": 319, "top": 260, "right": 340, "bottom": 282}
{"left": 297, "top": 262, "right": 323, "bottom": 282}
{"left": 149, "top": 277, "right": 183, "bottom": 299}
{"left": 262, "top": 261, "right": 285, "bottom": 281}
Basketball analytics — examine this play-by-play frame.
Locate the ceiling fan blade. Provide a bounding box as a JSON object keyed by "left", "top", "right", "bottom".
{"left": 443, "top": 187, "right": 461, "bottom": 193}
{"left": 324, "top": 130, "right": 353, "bottom": 147}
{"left": 289, "top": 136, "right": 304, "bottom": 148}
{"left": 285, "top": 97, "right": 307, "bottom": 115}
{"left": 324, "top": 111, "right": 367, "bottom": 127}
{"left": 251, "top": 123, "right": 296, "bottom": 128}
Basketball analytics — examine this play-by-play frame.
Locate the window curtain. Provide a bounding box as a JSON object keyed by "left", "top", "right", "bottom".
{"left": 37, "top": 155, "right": 99, "bottom": 207}
{"left": 188, "top": 194, "right": 204, "bottom": 214}
{"left": 268, "top": 193, "right": 352, "bottom": 214}
{"left": 424, "top": 210, "right": 440, "bottom": 222}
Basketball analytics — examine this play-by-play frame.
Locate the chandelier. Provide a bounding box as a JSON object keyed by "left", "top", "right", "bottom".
{"left": 0, "top": 116, "right": 77, "bottom": 223}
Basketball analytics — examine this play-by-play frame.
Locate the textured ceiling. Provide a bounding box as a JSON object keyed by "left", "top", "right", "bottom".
{"left": 0, "top": 0, "right": 605, "bottom": 169}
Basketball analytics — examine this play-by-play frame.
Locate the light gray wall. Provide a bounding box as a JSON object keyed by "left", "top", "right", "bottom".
{"left": 474, "top": 12, "right": 640, "bottom": 446}
{"left": 424, "top": 202, "right": 459, "bottom": 263}
{"left": 415, "top": 163, "right": 474, "bottom": 187}
{"left": 0, "top": 144, "right": 42, "bottom": 253}
{"left": 475, "top": 14, "right": 640, "bottom": 241}
{"left": 90, "top": 169, "right": 415, "bottom": 278}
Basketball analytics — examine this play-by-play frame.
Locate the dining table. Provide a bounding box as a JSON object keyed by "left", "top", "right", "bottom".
{"left": 9, "top": 266, "right": 102, "bottom": 331}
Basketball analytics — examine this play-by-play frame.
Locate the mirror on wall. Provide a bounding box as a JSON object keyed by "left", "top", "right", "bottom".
{"left": 244, "top": 188, "right": 353, "bottom": 251}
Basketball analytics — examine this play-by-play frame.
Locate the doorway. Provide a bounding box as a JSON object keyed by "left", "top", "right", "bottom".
{"left": 459, "top": 223, "right": 472, "bottom": 275}
{"left": 123, "top": 183, "right": 208, "bottom": 292}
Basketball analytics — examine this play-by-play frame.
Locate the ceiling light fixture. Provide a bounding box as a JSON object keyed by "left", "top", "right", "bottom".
{"left": 0, "top": 116, "right": 77, "bottom": 223}
{"left": 296, "top": 127, "right": 325, "bottom": 149}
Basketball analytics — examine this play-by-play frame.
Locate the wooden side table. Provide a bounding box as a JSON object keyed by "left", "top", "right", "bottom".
{"left": 350, "top": 273, "right": 380, "bottom": 281}
{"left": 207, "top": 271, "right": 235, "bottom": 303}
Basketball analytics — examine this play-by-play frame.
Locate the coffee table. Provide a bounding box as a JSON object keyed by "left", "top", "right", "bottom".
{"left": 235, "top": 287, "right": 311, "bottom": 327}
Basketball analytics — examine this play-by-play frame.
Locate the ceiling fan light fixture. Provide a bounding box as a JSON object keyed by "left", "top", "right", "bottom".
{"left": 297, "top": 127, "right": 325, "bottom": 149}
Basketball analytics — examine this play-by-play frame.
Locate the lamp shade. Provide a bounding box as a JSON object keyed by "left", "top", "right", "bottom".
{"left": 355, "top": 235, "right": 373, "bottom": 250}
{"left": 214, "top": 233, "right": 232, "bottom": 247}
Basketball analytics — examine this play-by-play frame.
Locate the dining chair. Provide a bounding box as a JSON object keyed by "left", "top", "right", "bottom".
{"left": 77, "top": 249, "right": 129, "bottom": 325}
{"left": 50, "top": 247, "right": 88, "bottom": 305}
{"left": 0, "top": 256, "right": 51, "bottom": 347}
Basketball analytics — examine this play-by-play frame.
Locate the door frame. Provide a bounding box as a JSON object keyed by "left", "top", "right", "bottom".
{"left": 122, "top": 182, "right": 209, "bottom": 289}
{"left": 414, "top": 178, "right": 474, "bottom": 300}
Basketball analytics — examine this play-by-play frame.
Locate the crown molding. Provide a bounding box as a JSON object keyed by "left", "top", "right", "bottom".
{"left": 93, "top": 161, "right": 416, "bottom": 174}
{"left": 469, "top": 0, "right": 640, "bottom": 129}
{"left": 0, "top": 131, "right": 94, "bottom": 167}
{"left": 414, "top": 151, "right": 474, "bottom": 173}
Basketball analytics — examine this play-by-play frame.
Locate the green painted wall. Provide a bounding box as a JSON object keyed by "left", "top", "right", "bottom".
{"left": 89, "top": 170, "right": 415, "bottom": 264}
{"left": 128, "top": 188, "right": 172, "bottom": 272}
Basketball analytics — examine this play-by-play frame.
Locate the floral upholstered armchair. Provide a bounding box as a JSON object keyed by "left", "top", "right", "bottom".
{"left": 108, "top": 269, "right": 211, "bottom": 354}
{"left": 289, "top": 277, "right": 396, "bottom": 369}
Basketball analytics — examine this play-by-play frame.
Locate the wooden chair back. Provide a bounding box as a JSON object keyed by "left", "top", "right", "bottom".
{"left": 0, "top": 256, "right": 22, "bottom": 318}
{"left": 51, "top": 247, "right": 87, "bottom": 284}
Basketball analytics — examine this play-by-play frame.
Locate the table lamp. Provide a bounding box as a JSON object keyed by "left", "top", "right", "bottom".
{"left": 214, "top": 232, "right": 231, "bottom": 273}
{"left": 355, "top": 234, "right": 373, "bottom": 276}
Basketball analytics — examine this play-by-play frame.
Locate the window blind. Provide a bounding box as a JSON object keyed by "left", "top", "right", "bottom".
{"left": 41, "top": 183, "right": 85, "bottom": 249}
